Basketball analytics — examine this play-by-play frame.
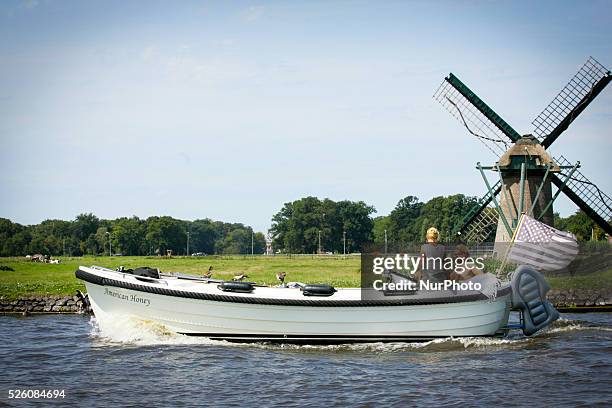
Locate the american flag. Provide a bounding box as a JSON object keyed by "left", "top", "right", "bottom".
{"left": 507, "top": 214, "right": 579, "bottom": 272}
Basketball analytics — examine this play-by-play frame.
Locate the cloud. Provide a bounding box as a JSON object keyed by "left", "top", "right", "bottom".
{"left": 140, "top": 45, "right": 158, "bottom": 61}
{"left": 22, "top": 0, "right": 39, "bottom": 9}
{"left": 242, "top": 5, "right": 265, "bottom": 22}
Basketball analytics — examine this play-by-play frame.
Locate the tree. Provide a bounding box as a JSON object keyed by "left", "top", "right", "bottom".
{"left": 190, "top": 219, "right": 219, "bottom": 254}
{"left": 94, "top": 227, "right": 110, "bottom": 255}
{"left": 145, "top": 216, "right": 187, "bottom": 255}
{"left": 414, "top": 194, "right": 477, "bottom": 242}
{"left": 269, "top": 197, "right": 375, "bottom": 253}
{"left": 27, "top": 220, "right": 66, "bottom": 255}
{"left": 2, "top": 229, "right": 30, "bottom": 256}
{"left": 113, "top": 217, "right": 145, "bottom": 255}
{"left": 221, "top": 228, "right": 250, "bottom": 254}
{"left": 0, "top": 218, "right": 20, "bottom": 242}
{"left": 253, "top": 232, "right": 266, "bottom": 254}
{"left": 72, "top": 213, "right": 100, "bottom": 243}
{"left": 388, "top": 195, "right": 423, "bottom": 245}
{"left": 0, "top": 219, "right": 26, "bottom": 256}
{"left": 335, "top": 200, "right": 375, "bottom": 253}
{"left": 556, "top": 210, "right": 602, "bottom": 241}
{"left": 386, "top": 194, "right": 477, "bottom": 246}
{"left": 372, "top": 216, "right": 391, "bottom": 246}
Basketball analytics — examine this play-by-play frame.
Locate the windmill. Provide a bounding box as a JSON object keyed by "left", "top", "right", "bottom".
{"left": 433, "top": 57, "right": 612, "bottom": 245}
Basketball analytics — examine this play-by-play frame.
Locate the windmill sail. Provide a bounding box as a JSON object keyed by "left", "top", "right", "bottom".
{"left": 532, "top": 57, "right": 612, "bottom": 148}
{"left": 460, "top": 206, "right": 499, "bottom": 244}
{"left": 453, "top": 180, "right": 501, "bottom": 239}
{"left": 552, "top": 156, "right": 612, "bottom": 236}
{"left": 433, "top": 74, "right": 518, "bottom": 156}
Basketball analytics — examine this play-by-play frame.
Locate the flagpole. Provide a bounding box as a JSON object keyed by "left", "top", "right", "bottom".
{"left": 496, "top": 213, "right": 525, "bottom": 278}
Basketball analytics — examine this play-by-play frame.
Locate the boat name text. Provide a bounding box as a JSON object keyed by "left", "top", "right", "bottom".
{"left": 104, "top": 288, "right": 151, "bottom": 307}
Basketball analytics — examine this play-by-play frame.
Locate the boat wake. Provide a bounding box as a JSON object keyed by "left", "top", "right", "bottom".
{"left": 535, "top": 316, "right": 612, "bottom": 336}
{"left": 88, "top": 315, "right": 611, "bottom": 352}
{"left": 89, "top": 315, "right": 227, "bottom": 347}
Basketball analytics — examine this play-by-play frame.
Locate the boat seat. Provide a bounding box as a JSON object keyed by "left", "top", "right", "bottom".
{"left": 510, "top": 265, "right": 559, "bottom": 336}
{"left": 301, "top": 284, "right": 337, "bottom": 297}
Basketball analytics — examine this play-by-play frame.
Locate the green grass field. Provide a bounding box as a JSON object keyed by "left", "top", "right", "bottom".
{"left": 0, "top": 255, "right": 361, "bottom": 299}
{"left": 547, "top": 269, "right": 612, "bottom": 291}
{"left": 0, "top": 255, "right": 609, "bottom": 300}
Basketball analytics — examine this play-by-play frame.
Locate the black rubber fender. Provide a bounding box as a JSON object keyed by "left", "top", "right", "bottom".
{"left": 217, "top": 281, "right": 255, "bottom": 293}
{"left": 302, "top": 284, "right": 337, "bottom": 297}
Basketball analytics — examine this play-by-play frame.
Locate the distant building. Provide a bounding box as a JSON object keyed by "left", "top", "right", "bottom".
{"left": 265, "top": 234, "right": 273, "bottom": 255}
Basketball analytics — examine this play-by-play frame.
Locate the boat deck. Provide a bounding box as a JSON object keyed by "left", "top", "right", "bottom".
{"left": 77, "top": 266, "right": 511, "bottom": 307}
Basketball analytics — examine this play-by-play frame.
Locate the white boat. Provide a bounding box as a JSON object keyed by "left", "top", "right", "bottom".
{"left": 76, "top": 265, "right": 558, "bottom": 344}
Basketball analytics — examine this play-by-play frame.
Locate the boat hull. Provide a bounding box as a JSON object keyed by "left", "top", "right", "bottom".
{"left": 84, "top": 278, "right": 511, "bottom": 343}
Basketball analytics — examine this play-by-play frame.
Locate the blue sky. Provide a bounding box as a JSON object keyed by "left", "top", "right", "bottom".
{"left": 1, "top": 0, "right": 610, "bottom": 233}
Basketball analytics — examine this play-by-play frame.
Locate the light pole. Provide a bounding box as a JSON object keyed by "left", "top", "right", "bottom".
{"left": 106, "top": 231, "right": 112, "bottom": 256}
{"left": 343, "top": 230, "right": 346, "bottom": 257}
{"left": 384, "top": 229, "right": 388, "bottom": 254}
{"left": 251, "top": 231, "right": 254, "bottom": 255}
{"left": 186, "top": 231, "right": 190, "bottom": 256}
{"left": 318, "top": 212, "right": 326, "bottom": 255}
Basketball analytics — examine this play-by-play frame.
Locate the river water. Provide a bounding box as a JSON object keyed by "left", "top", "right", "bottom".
{"left": 0, "top": 313, "right": 610, "bottom": 407}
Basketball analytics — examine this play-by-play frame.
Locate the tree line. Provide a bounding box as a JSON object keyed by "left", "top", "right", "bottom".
{"left": 0, "top": 194, "right": 605, "bottom": 257}
{"left": 267, "top": 194, "right": 605, "bottom": 253}
{"left": 0, "top": 214, "right": 266, "bottom": 257}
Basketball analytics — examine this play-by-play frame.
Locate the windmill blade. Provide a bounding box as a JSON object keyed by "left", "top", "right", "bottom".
{"left": 532, "top": 57, "right": 612, "bottom": 148}
{"left": 434, "top": 74, "right": 520, "bottom": 156}
{"left": 551, "top": 156, "right": 612, "bottom": 236}
{"left": 454, "top": 180, "right": 502, "bottom": 238}
{"left": 460, "top": 206, "right": 499, "bottom": 244}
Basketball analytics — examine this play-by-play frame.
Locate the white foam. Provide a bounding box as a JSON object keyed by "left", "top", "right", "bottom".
{"left": 89, "top": 315, "right": 227, "bottom": 347}
{"left": 88, "top": 314, "right": 610, "bottom": 351}
{"left": 537, "top": 317, "right": 612, "bottom": 335}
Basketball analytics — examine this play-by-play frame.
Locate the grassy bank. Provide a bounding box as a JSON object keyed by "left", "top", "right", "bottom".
{"left": 0, "top": 255, "right": 610, "bottom": 300}
{"left": 0, "top": 255, "right": 361, "bottom": 300}
{"left": 547, "top": 268, "right": 612, "bottom": 290}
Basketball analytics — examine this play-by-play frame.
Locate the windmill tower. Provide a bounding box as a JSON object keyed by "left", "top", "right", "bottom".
{"left": 492, "top": 135, "right": 561, "bottom": 242}
{"left": 433, "top": 57, "right": 612, "bottom": 244}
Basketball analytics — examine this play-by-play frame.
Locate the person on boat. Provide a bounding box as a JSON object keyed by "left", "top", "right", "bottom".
{"left": 419, "top": 227, "right": 448, "bottom": 283}
{"left": 449, "top": 245, "right": 484, "bottom": 281}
